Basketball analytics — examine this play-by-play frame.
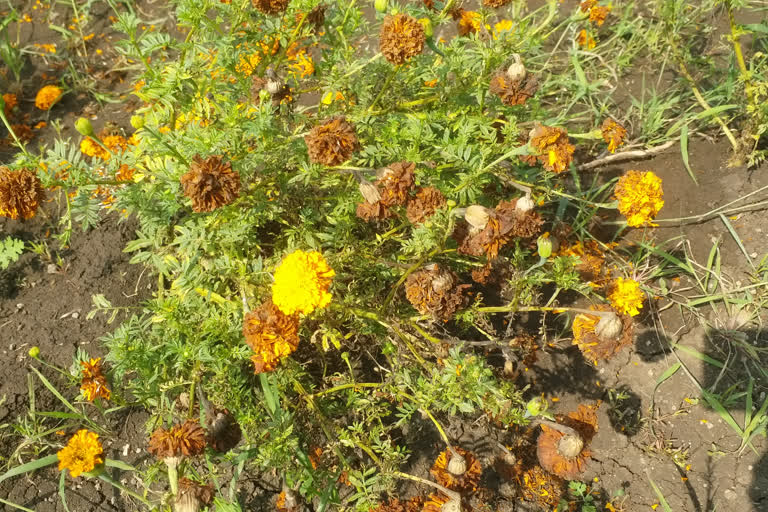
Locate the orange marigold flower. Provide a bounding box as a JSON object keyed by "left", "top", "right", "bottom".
{"left": 276, "top": 489, "right": 300, "bottom": 512}
{"left": 406, "top": 186, "right": 446, "bottom": 224}
{"left": 537, "top": 404, "right": 599, "bottom": 479}
{"left": 0, "top": 167, "right": 45, "bottom": 220}
{"left": 180, "top": 155, "right": 241, "bottom": 212}
{"left": 243, "top": 300, "right": 300, "bottom": 373}
{"left": 373, "top": 497, "right": 425, "bottom": 512}
{"left": 252, "top": 0, "right": 290, "bottom": 15}
{"left": 422, "top": 493, "right": 461, "bottom": 512}
{"left": 405, "top": 264, "right": 470, "bottom": 321}
{"left": 608, "top": 277, "right": 644, "bottom": 316}
{"left": 380, "top": 14, "right": 426, "bottom": 65}
{"left": 516, "top": 464, "right": 564, "bottom": 507}
{"left": 580, "top": 0, "right": 597, "bottom": 11}
{"left": 305, "top": 117, "right": 360, "bottom": 166}
{"left": 589, "top": 5, "right": 610, "bottom": 25}
{"left": 528, "top": 125, "right": 575, "bottom": 174}
{"left": 454, "top": 9, "right": 482, "bottom": 36}
{"left": 35, "top": 85, "right": 63, "bottom": 110}
{"left": 430, "top": 447, "right": 483, "bottom": 492}
{"left": 601, "top": 118, "right": 627, "bottom": 153}
{"left": 577, "top": 29, "right": 596, "bottom": 49}
{"left": 272, "top": 249, "right": 335, "bottom": 315}
{"left": 79, "top": 358, "right": 110, "bottom": 401}
{"left": 148, "top": 420, "right": 207, "bottom": 459}
{"left": 572, "top": 304, "right": 634, "bottom": 363}
{"left": 2, "top": 93, "right": 17, "bottom": 117}
{"left": 483, "top": 0, "right": 511, "bottom": 6}
{"left": 80, "top": 137, "right": 111, "bottom": 160}
{"left": 57, "top": 430, "right": 103, "bottom": 478}
{"left": 614, "top": 170, "right": 664, "bottom": 227}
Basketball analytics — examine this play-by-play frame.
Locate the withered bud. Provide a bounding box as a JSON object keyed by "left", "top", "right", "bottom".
{"left": 595, "top": 312, "right": 623, "bottom": 341}
{"left": 443, "top": 497, "right": 462, "bottom": 512}
{"left": 516, "top": 195, "right": 535, "bottom": 212}
{"left": 557, "top": 434, "right": 584, "bottom": 458}
{"left": 446, "top": 452, "right": 467, "bottom": 476}
{"left": 357, "top": 176, "right": 381, "bottom": 204}
{"left": 432, "top": 273, "right": 454, "bottom": 293}
{"left": 174, "top": 492, "right": 199, "bottom": 512}
{"left": 465, "top": 205, "right": 490, "bottom": 232}
{"left": 506, "top": 54, "right": 526, "bottom": 81}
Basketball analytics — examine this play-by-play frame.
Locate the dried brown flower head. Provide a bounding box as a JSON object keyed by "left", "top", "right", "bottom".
{"left": 528, "top": 125, "right": 575, "bottom": 174}
{"left": 405, "top": 264, "right": 470, "bottom": 321}
{"left": 373, "top": 497, "right": 425, "bottom": 512}
{"left": 601, "top": 118, "right": 627, "bottom": 153}
{"left": 305, "top": 117, "right": 360, "bottom": 166}
{"left": 206, "top": 409, "right": 242, "bottom": 453}
{"left": 489, "top": 69, "right": 539, "bottom": 106}
{"left": 560, "top": 239, "right": 607, "bottom": 283}
{"left": 456, "top": 199, "right": 543, "bottom": 260}
{"left": 251, "top": 75, "right": 292, "bottom": 105}
{"left": 80, "top": 358, "right": 111, "bottom": 402}
{"left": 148, "top": 420, "right": 207, "bottom": 459}
{"left": 536, "top": 404, "right": 599, "bottom": 479}
{"left": 252, "top": 0, "right": 290, "bottom": 15}
{"left": 177, "top": 478, "right": 214, "bottom": 511}
{"left": 298, "top": 4, "right": 326, "bottom": 32}
{"left": 406, "top": 186, "right": 446, "bottom": 224}
{"left": 380, "top": 14, "right": 426, "bottom": 65}
{"left": 572, "top": 305, "right": 633, "bottom": 363}
{"left": 516, "top": 464, "right": 564, "bottom": 507}
{"left": 377, "top": 161, "right": 416, "bottom": 207}
{"left": 580, "top": 0, "right": 597, "bottom": 11}
{"left": 482, "top": 0, "right": 512, "bottom": 6}
{"left": 243, "top": 301, "right": 300, "bottom": 374}
{"left": 180, "top": 155, "right": 241, "bottom": 213}
{"left": 357, "top": 201, "right": 394, "bottom": 222}
{"left": 0, "top": 167, "right": 45, "bottom": 220}
{"left": 430, "top": 447, "right": 483, "bottom": 492}
{"left": 422, "top": 493, "right": 461, "bottom": 512}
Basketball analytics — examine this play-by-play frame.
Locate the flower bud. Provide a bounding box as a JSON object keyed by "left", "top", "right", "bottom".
{"left": 595, "top": 312, "right": 623, "bottom": 341}
{"left": 506, "top": 54, "right": 526, "bottom": 82}
{"left": 557, "top": 434, "right": 584, "bottom": 458}
{"left": 28, "top": 346, "right": 40, "bottom": 358}
{"left": 75, "top": 117, "right": 95, "bottom": 137}
{"left": 525, "top": 397, "right": 547, "bottom": 417}
{"left": 446, "top": 452, "right": 467, "bottom": 476}
{"left": 418, "top": 18, "right": 434, "bottom": 38}
{"left": 374, "top": 0, "right": 387, "bottom": 13}
{"left": 516, "top": 195, "right": 534, "bottom": 212}
{"left": 464, "top": 205, "right": 490, "bottom": 231}
{"left": 446, "top": 199, "right": 457, "bottom": 208}
{"left": 130, "top": 115, "right": 145, "bottom": 130}
{"left": 537, "top": 234, "right": 553, "bottom": 259}
{"left": 266, "top": 79, "right": 283, "bottom": 95}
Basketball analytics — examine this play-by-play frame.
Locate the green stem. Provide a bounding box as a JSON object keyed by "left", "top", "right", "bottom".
{"left": 368, "top": 65, "right": 400, "bottom": 112}
{"left": 0, "top": 107, "right": 30, "bottom": 157}
{"left": 310, "top": 382, "right": 381, "bottom": 398}
{"left": 380, "top": 247, "right": 440, "bottom": 312}
{"left": 726, "top": 1, "right": 754, "bottom": 106}
{"left": 98, "top": 473, "right": 152, "bottom": 507}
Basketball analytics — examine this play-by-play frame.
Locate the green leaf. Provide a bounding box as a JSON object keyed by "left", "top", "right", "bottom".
{"left": 679, "top": 125, "right": 698, "bottom": 185}
{"left": 59, "top": 470, "right": 71, "bottom": 512}
{"left": 104, "top": 459, "right": 137, "bottom": 472}
{"left": 0, "top": 236, "right": 24, "bottom": 270}
{"left": 0, "top": 455, "right": 59, "bottom": 484}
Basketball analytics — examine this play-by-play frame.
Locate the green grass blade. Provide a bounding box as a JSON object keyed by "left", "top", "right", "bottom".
{"left": 646, "top": 471, "right": 673, "bottom": 512}
{"left": 718, "top": 214, "right": 754, "bottom": 269}
{"left": 0, "top": 454, "right": 59, "bottom": 484}
{"left": 656, "top": 363, "right": 681, "bottom": 387}
{"left": 105, "top": 459, "right": 137, "bottom": 472}
{"left": 59, "top": 470, "right": 71, "bottom": 512}
{"left": 701, "top": 390, "right": 743, "bottom": 436}
{"left": 680, "top": 125, "right": 698, "bottom": 185}
{"left": 30, "top": 367, "right": 79, "bottom": 416}
{"left": 638, "top": 242, "right": 694, "bottom": 274}
{"left": 0, "top": 498, "right": 36, "bottom": 512}
{"left": 672, "top": 344, "right": 724, "bottom": 368}
{"left": 745, "top": 379, "right": 754, "bottom": 431}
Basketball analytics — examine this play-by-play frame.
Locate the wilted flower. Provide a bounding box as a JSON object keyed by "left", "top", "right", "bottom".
{"left": 454, "top": 9, "right": 482, "bottom": 36}
{"left": 80, "top": 357, "right": 111, "bottom": 402}
{"left": 482, "top": 0, "right": 511, "bottom": 6}
{"left": 176, "top": 478, "right": 214, "bottom": 512}
{"left": 148, "top": 420, "right": 207, "bottom": 459}
{"left": 601, "top": 118, "right": 627, "bottom": 153}
{"left": 456, "top": 199, "right": 543, "bottom": 260}
{"left": 536, "top": 404, "right": 599, "bottom": 479}
{"left": 406, "top": 186, "right": 446, "bottom": 224}
{"left": 2, "top": 93, "right": 17, "bottom": 116}
{"left": 373, "top": 497, "right": 425, "bottom": 512}
{"left": 580, "top": 0, "right": 597, "bottom": 11}
{"left": 489, "top": 68, "right": 539, "bottom": 106}
{"left": 577, "top": 29, "right": 596, "bottom": 49}
{"left": 430, "top": 447, "right": 483, "bottom": 492}
{"left": 0, "top": 167, "right": 45, "bottom": 220}
{"left": 251, "top": 0, "right": 290, "bottom": 15}
{"left": 377, "top": 161, "right": 416, "bottom": 207}
{"left": 608, "top": 277, "right": 645, "bottom": 316}
{"left": 560, "top": 240, "right": 606, "bottom": 283}
{"left": 422, "top": 493, "right": 462, "bottom": 512}
{"left": 405, "top": 264, "right": 470, "bottom": 321}
{"left": 572, "top": 305, "right": 634, "bottom": 362}
{"left": 180, "top": 155, "right": 241, "bottom": 213}
{"left": 357, "top": 201, "right": 395, "bottom": 222}
{"left": 380, "top": 14, "right": 425, "bottom": 65}
{"left": 276, "top": 489, "right": 300, "bottom": 512}
{"left": 35, "top": 84, "right": 63, "bottom": 110}
{"left": 57, "top": 430, "right": 103, "bottom": 478}
{"left": 206, "top": 409, "right": 242, "bottom": 453}
{"left": 528, "top": 125, "right": 575, "bottom": 174}
{"left": 243, "top": 300, "right": 300, "bottom": 373}
{"left": 272, "top": 249, "right": 335, "bottom": 315}
{"left": 305, "top": 117, "right": 360, "bottom": 166}
{"left": 614, "top": 170, "right": 664, "bottom": 227}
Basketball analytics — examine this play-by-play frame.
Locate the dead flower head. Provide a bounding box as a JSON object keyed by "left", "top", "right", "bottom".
{"left": 206, "top": 409, "right": 242, "bottom": 453}
{"left": 405, "top": 264, "right": 470, "bottom": 321}
{"left": 148, "top": 420, "right": 207, "bottom": 460}
{"left": 305, "top": 117, "right": 360, "bottom": 166}
{"left": 380, "top": 14, "right": 426, "bottom": 65}
{"left": 276, "top": 489, "right": 300, "bottom": 512}
{"left": 601, "top": 118, "right": 627, "bottom": 153}
{"left": 572, "top": 304, "right": 633, "bottom": 363}
{"left": 373, "top": 497, "right": 425, "bottom": 512}
{"left": 528, "top": 125, "right": 575, "bottom": 174}
{"left": 377, "top": 161, "right": 416, "bottom": 207}
{"left": 252, "top": 0, "right": 290, "bottom": 15}
{"left": 175, "top": 478, "right": 214, "bottom": 512}
{"left": 456, "top": 199, "right": 543, "bottom": 260}
{"left": 489, "top": 68, "right": 539, "bottom": 106}
{"left": 406, "top": 186, "right": 446, "bottom": 224}
{"left": 422, "top": 493, "right": 462, "bottom": 512}
{"left": 0, "top": 167, "right": 45, "bottom": 220}
{"left": 536, "top": 404, "right": 599, "bottom": 479}
{"left": 482, "top": 0, "right": 512, "bottom": 7}
{"left": 559, "top": 240, "right": 607, "bottom": 283}
{"left": 357, "top": 200, "right": 395, "bottom": 223}
{"left": 430, "top": 447, "right": 483, "bottom": 492}
{"left": 243, "top": 300, "right": 300, "bottom": 374}
{"left": 180, "top": 155, "right": 241, "bottom": 213}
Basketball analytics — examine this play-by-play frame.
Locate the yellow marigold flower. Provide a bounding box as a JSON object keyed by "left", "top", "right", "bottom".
{"left": 455, "top": 9, "right": 482, "bottom": 36}
{"left": 589, "top": 5, "right": 611, "bottom": 26}
{"left": 288, "top": 50, "right": 315, "bottom": 79}
{"left": 57, "top": 430, "right": 103, "bottom": 477}
{"left": 35, "top": 85, "right": 63, "bottom": 110}
{"left": 601, "top": 118, "right": 627, "bottom": 153}
{"left": 272, "top": 250, "right": 334, "bottom": 315}
{"left": 608, "top": 277, "right": 644, "bottom": 317}
{"left": 80, "top": 138, "right": 110, "bottom": 160}
{"left": 614, "top": 170, "right": 664, "bottom": 227}
{"left": 494, "top": 19, "right": 513, "bottom": 35}
{"left": 577, "top": 29, "right": 596, "bottom": 49}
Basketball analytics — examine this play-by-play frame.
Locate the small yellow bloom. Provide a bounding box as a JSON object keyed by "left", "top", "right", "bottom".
{"left": 35, "top": 85, "right": 63, "bottom": 110}
{"left": 614, "top": 170, "right": 664, "bottom": 227}
{"left": 272, "top": 250, "right": 334, "bottom": 315}
{"left": 608, "top": 277, "right": 644, "bottom": 316}
{"left": 57, "top": 430, "right": 103, "bottom": 477}
{"left": 577, "top": 29, "right": 596, "bottom": 49}
{"left": 80, "top": 138, "right": 110, "bottom": 160}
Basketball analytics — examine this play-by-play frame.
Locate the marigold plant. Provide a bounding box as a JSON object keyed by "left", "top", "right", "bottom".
{"left": 272, "top": 249, "right": 334, "bottom": 316}
{"left": 614, "top": 170, "right": 665, "bottom": 227}
{"left": 57, "top": 430, "right": 103, "bottom": 478}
